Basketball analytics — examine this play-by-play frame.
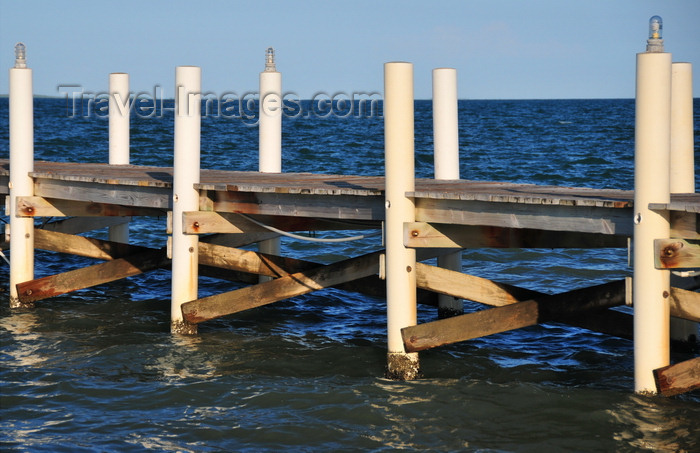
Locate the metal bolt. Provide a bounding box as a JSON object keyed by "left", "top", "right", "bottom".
{"left": 406, "top": 265, "right": 412, "bottom": 273}
{"left": 188, "top": 247, "right": 194, "bottom": 253}
{"left": 663, "top": 291, "right": 669, "bottom": 298}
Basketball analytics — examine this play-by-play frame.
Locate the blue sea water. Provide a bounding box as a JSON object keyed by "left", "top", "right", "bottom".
{"left": 1, "top": 97, "right": 699, "bottom": 452}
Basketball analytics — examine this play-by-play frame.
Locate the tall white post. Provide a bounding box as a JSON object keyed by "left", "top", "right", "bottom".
{"left": 633, "top": 16, "right": 672, "bottom": 394}
{"left": 259, "top": 47, "right": 282, "bottom": 172}
{"left": 9, "top": 43, "right": 34, "bottom": 309}
{"left": 669, "top": 62, "right": 698, "bottom": 344}
{"left": 171, "top": 66, "right": 201, "bottom": 334}
{"left": 432, "top": 68, "right": 463, "bottom": 317}
{"left": 258, "top": 47, "right": 282, "bottom": 281}
{"left": 108, "top": 72, "right": 130, "bottom": 243}
{"left": 384, "top": 62, "right": 418, "bottom": 380}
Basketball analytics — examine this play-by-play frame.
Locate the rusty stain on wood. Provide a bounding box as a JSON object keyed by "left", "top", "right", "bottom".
{"left": 655, "top": 238, "right": 700, "bottom": 268}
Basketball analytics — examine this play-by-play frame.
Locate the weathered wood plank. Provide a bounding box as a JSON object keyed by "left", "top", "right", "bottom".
{"left": 655, "top": 239, "right": 700, "bottom": 269}
{"left": 415, "top": 262, "right": 539, "bottom": 307}
{"left": 182, "top": 211, "right": 377, "bottom": 235}
{"left": 670, "top": 287, "right": 700, "bottom": 323}
{"left": 181, "top": 251, "right": 381, "bottom": 324}
{"left": 199, "top": 241, "right": 388, "bottom": 298}
{"left": 16, "top": 196, "right": 166, "bottom": 217}
{"left": 405, "top": 222, "right": 626, "bottom": 249}
{"left": 654, "top": 357, "right": 700, "bottom": 397}
{"left": 414, "top": 198, "right": 633, "bottom": 236}
{"left": 402, "top": 280, "right": 627, "bottom": 352}
{"left": 34, "top": 178, "right": 171, "bottom": 209}
{"left": 205, "top": 190, "right": 385, "bottom": 221}
{"left": 34, "top": 229, "right": 151, "bottom": 260}
{"left": 669, "top": 211, "right": 699, "bottom": 240}
{"left": 16, "top": 248, "right": 168, "bottom": 303}
{"left": 403, "top": 301, "right": 541, "bottom": 352}
{"left": 198, "top": 242, "right": 317, "bottom": 277}
{"left": 183, "top": 212, "right": 268, "bottom": 234}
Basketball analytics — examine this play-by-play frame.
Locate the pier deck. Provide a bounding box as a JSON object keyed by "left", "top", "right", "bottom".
{"left": 3, "top": 159, "right": 699, "bottom": 240}
{"left": 0, "top": 159, "right": 638, "bottom": 227}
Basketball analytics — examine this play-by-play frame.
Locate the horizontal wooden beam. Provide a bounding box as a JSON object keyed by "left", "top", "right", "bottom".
{"left": 414, "top": 198, "right": 633, "bottom": 236}
{"left": 655, "top": 239, "right": 700, "bottom": 269}
{"left": 33, "top": 177, "right": 171, "bottom": 209}
{"left": 182, "top": 212, "right": 268, "bottom": 234}
{"left": 16, "top": 196, "right": 166, "bottom": 217}
{"left": 654, "top": 357, "right": 700, "bottom": 397}
{"left": 402, "top": 279, "right": 627, "bottom": 352}
{"left": 181, "top": 251, "right": 381, "bottom": 324}
{"left": 181, "top": 212, "right": 377, "bottom": 235}
{"left": 203, "top": 190, "right": 385, "bottom": 221}
{"left": 405, "top": 222, "right": 626, "bottom": 249}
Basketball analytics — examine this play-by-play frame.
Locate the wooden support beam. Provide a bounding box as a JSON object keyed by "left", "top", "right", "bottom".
{"left": 654, "top": 357, "right": 700, "bottom": 397}
{"left": 16, "top": 248, "right": 168, "bottom": 304}
{"left": 183, "top": 212, "right": 268, "bottom": 234}
{"left": 183, "top": 211, "right": 377, "bottom": 235}
{"left": 413, "top": 198, "right": 633, "bottom": 236}
{"left": 415, "top": 262, "right": 539, "bottom": 306}
{"left": 198, "top": 241, "right": 388, "bottom": 298}
{"left": 34, "top": 229, "right": 150, "bottom": 260}
{"left": 16, "top": 196, "right": 166, "bottom": 217}
{"left": 670, "top": 286, "right": 700, "bottom": 322}
{"left": 402, "top": 280, "right": 627, "bottom": 352}
{"left": 181, "top": 251, "right": 381, "bottom": 324}
{"left": 655, "top": 239, "right": 700, "bottom": 269}
{"left": 198, "top": 241, "right": 318, "bottom": 277}
{"left": 405, "top": 222, "right": 626, "bottom": 249}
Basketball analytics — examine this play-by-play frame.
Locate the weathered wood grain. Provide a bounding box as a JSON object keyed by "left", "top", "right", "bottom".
{"left": 402, "top": 279, "right": 627, "bottom": 352}
{"left": 181, "top": 251, "right": 381, "bottom": 324}
{"left": 655, "top": 239, "right": 700, "bottom": 269}
{"left": 654, "top": 357, "right": 700, "bottom": 397}
{"left": 405, "top": 222, "right": 627, "bottom": 249}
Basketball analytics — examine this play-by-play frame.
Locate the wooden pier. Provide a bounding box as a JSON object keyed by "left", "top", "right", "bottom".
{"left": 1, "top": 159, "right": 699, "bottom": 394}
{"left": 2, "top": 38, "right": 699, "bottom": 395}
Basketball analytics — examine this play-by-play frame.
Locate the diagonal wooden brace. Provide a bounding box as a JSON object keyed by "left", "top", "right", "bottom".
{"left": 181, "top": 251, "right": 382, "bottom": 324}
{"left": 16, "top": 248, "right": 168, "bottom": 304}
{"left": 402, "top": 279, "right": 627, "bottom": 352}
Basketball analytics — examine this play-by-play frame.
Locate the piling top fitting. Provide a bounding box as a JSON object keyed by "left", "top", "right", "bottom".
{"left": 646, "top": 16, "right": 664, "bottom": 53}
{"left": 14, "top": 42, "right": 26, "bottom": 68}
{"left": 264, "top": 47, "right": 276, "bottom": 72}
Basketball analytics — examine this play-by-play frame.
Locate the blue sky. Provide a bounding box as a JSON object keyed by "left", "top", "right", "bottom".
{"left": 1, "top": 0, "right": 698, "bottom": 99}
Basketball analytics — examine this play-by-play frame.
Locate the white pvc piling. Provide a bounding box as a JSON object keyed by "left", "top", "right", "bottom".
{"left": 633, "top": 17, "right": 672, "bottom": 394}
{"left": 259, "top": 47, "right": 282, "bottom": 173}
{"left": 384, "top": 62, "right": 419, "bottom": 380}
{"left": 258, "top": 48, "right": 282, "bottom": 280}
{"left": 669, "top": 62, "right": 698, "bottom": 343}
{"left": 432, "top": 68, "right": 463, "bottom": 317}
{"left": 109, "top": 73, "right": 130, "bottom": 165}
{"left": 171, "top": 66, "right": 201, "bottom": 334}
{"left": 9, "top": 42, "right": 35, "bottom": 309}
{"left": 108, "top": 73, "right": 130, "bottom": 243}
